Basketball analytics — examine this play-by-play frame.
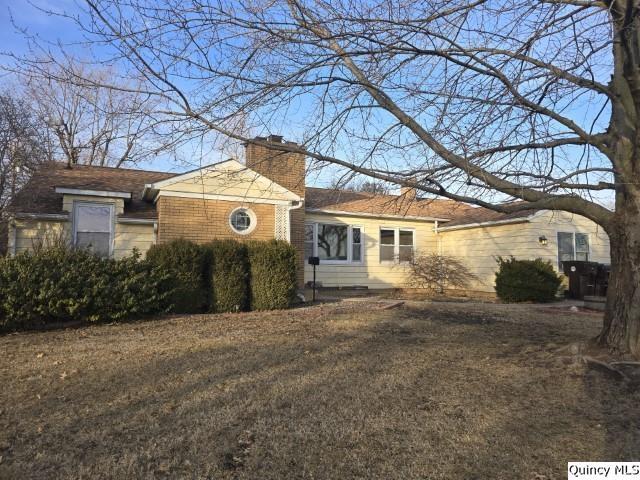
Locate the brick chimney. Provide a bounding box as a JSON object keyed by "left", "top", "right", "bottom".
{"left": 245, "top": 135, "right": 306, "bottom": 288}
{"left": 245, "top": 135, "right": 305, "bottom": 197}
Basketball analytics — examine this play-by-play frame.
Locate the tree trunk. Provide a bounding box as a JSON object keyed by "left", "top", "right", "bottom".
{"left": 597, "top": 204, "right": 640, "bottom": 357}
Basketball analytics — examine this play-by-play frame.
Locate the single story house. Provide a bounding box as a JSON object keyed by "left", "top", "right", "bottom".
{"left": 6, "top": 135, "right": 611, "bottom": 294}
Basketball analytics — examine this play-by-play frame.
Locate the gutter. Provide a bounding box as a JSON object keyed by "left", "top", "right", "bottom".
{"left": 13, "top": 212, "right": 69, "bottom": 221}
{"left": 117, "top": 217, "right": 158, "bottom": 225}
{"left": 436, "top": 216, "right": 534, "bottom": 232}
{"left": 305, "top": 208, "right": 449, "bottom": 223}
{"left": 54, "top": 187, "right": 132, "bottom": 199}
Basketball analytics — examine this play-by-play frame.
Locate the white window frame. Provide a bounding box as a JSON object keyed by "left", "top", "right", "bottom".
{"left": 379, "top": 226, "right": 416, "bottom": 264}
{"left": 229, "top": 207, "right": 257, "bottom": 235}
{"left": 305, "top": 222, "right": 364, "bottom": 265}
{"left": 72, "top": 201, "right": 115, "bottom": 257}
{"left": 351, "top": 225, "right": 363, "bottom": 263}
{"left": 557, "top": 231, "right": 590, "bottom": 269}
{"left": 304, "top": 223, "right": 316, "bottom": 261}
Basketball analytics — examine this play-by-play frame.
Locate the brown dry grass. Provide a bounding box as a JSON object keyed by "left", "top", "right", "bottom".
{"left": 1, "top": 302, "right": 639, "bottom": 479}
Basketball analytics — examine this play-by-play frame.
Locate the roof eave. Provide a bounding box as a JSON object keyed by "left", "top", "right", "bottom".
{"left": 305, "top": 207, "right": 450, "bottom": 222}
{"left": 54, "top": 187, "right": 132, "bottom": 199}
{"left": 12, "top": 212, "right": 70, "bottom": 221}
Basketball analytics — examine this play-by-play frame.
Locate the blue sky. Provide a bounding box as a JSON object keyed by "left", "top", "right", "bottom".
{"left": 0, "top": 1, "right": 342, "bottom": 181}
{"left": 0, "top": 2, "right": 616, "bottom": 206}
{"left": 0, "top": 1, "right": 219, "bottom": 174}
{"left": 0, "top": 1, "right": 77, "bottom": 54}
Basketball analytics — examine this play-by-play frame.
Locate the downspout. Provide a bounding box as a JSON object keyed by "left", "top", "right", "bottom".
{"left": 434, "top": 220, "right": 443, "bottom": 255}
{"left": 286, "top": 199, "right": 304, "bottom": 242}
{"left": 8, "top": 218, "right": 17, "bottom": 256}
{"left": 287, "top": 199, "right": 306, "bottom": 303}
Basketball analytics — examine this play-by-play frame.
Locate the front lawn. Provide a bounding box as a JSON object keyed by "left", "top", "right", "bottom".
{"left": 1, "top": 302, "right": 638, "bottom": 479}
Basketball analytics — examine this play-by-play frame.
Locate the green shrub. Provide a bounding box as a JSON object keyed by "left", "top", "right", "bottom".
{"left": 207, "top": 239, "right": 248, "bottom": 313}
{"left": 247, "top": 240, "right": 298, "bottom": 311}
{"left": 102, "top": 253, "right": 174, "bottom": 320}
{"left": 494, "top": 256, "right": 562, "bottom": 303}
{"left": 146, "top": 239, "right": 209, "bottom": 313}
{"left": 0, "top": 247, "right": 172, "bottom": 330}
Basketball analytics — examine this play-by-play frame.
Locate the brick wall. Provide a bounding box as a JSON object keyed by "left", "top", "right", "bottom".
{"left": 245, "top": 138, "right": 306, "bottom": 197}
{"left": 157, "top": 196, "right": 276, "bottom": 244}
{"left": 246, "top": 136, "right": 306, "bottom": 287}
{"left": 289, "top": 206, "right": 305, "bottom": 287}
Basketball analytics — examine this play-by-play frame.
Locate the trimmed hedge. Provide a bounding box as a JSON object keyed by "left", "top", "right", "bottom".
{"left": 0, "top": 238, "right": 299, "bottom": 331}
{"left": 247, "top": 240, "right": 298, "bottom": 311}
{"left": 146, "top": 239, "right": 209, "bottom": 313}
{"left": 147, "top": 238, "right": 297, "bottom": 313}
{"left": 0, "top": 248, "right": 172, "bottom": 330}
{"left": 207, "top": 239, "right": 249, "bottom": 313}
{"left": 494, "top": 256, "right": 562, "bottom": 303}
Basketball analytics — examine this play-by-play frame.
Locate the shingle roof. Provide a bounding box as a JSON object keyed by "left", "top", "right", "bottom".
{"left": 305, "top": 187, "right": 473, "bottom": 221}
{"left": 11, "top": 163, "right": 535, "bottom": 226}
{"left": 10, "top": 162, "right": 175, "bottom": 219}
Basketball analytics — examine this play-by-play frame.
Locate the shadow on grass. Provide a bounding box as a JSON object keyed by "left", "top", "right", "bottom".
{"left": 1, "top": 304, "right": 638, "bottom": 479}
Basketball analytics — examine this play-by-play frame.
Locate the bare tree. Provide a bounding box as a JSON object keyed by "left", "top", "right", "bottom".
{"left": 19, "top": 61, "right": 167, "bottom": 168}
{"left": 356, "top": 181, "right": 391, "bottom": 196}
{"left": 329, "top": 176, "right": 391, "bottom": 195}
{"left": 13, "top": 0, "right": 640, "bottom": 355}
{"left": 0, "top": 92, "right": 50, "bottom": 212}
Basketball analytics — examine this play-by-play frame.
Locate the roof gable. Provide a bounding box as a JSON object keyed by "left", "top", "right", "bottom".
{"left": 10, "top": 162, "right": 174, "bottom": 219}
{"left": 144, "top": 159, "right": 301, "bottom": 202}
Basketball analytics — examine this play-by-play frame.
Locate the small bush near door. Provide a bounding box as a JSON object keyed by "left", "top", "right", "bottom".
{"left": 146, "top": 239, "right": 209, "bottom": 313}
{"left": 247, "top": 240, "right": 297, "bottom": 311}
{"left": 207, "top": 239, "right": 249, "bottom": 313}
{"left": 494, "top": 256, "right": 562, "bottom": 303}
{"left": 407, "top": 252, "right": 478, "bottom": 294}
{"left": 0, "top": 247, "right": 172, "bottom": 330}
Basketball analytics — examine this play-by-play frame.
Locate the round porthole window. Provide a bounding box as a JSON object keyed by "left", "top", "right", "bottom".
{"left": 229, "top": 207, "right": 256, "bottom": 235}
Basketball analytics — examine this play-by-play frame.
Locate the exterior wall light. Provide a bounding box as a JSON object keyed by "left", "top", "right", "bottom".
{"left": 538, "top": 235, "right": 548, "bottom": 246}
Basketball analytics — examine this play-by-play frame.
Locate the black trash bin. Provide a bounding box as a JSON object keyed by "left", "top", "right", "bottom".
{"left": 562, "top": 261, "right": 599, "bottom": 299}
{"left": 595, "top": 264, "right": 610, "bottom": 297}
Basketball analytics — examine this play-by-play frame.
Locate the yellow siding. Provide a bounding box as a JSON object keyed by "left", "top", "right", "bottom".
{"left": 303, "top": 212, "right": 438, "bottom": 288}
{"left": 11, "top": 219, "right": 70, "bottom": 254}
{"left": 438, "top": 211, "right": 610, "bottom": 293}
{"left": 113, "top": 223, "right": 156, "bottom": 258}
{"left": 9, "top": 219, "right": 155, "bottom": 258}
{"left": 8, "top": 204, "right": 610, "bottom": 294}
{"left": 159, "top": 168, "right": 293, "bottom": 200}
